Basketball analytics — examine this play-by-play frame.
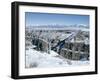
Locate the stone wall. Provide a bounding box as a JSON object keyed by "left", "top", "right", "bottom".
{"left": 32, "top": 38, "right": 50, "bottom": 54}
{"left": 60, "top": 42, "right": 89, "bottom": 60}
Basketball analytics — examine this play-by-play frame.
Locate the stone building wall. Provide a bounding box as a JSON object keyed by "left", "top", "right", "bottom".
{"left": 60, "top": 42, "right": 89, "bottom": 60}
{"left": 32, "top": 38, "right": 50, "bottom": 54}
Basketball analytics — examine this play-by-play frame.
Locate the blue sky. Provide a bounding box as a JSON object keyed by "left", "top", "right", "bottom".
{"left": 25, "top": 12, "right": 89, "bottom": 27}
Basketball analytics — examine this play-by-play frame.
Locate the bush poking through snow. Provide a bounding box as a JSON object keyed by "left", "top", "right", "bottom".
{"left": 29, "top": 62, "right": 38, "bottom": 68}
{"left": 67, "top": 60, "right": 72, "bottom": 65}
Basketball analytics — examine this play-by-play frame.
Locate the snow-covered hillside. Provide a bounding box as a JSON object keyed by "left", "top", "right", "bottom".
{"left": 26, "top": 46, "right": 89, "bottom": 68}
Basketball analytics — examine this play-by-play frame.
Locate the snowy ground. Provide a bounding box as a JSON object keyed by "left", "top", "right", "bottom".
{"left": 25, "top": 46, "right": 89, "bottom": 68}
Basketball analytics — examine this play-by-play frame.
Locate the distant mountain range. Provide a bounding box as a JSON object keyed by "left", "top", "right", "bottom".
{"left": 26, "top": 24, "right": 89, "bottom": 28}
{"left": 26, "top": 24, "right": 89, "bottom": 31}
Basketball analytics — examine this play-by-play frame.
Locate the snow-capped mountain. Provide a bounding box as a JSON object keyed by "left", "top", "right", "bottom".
{"left": 26, "top": 24, "right": 89, "bottom": 31}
